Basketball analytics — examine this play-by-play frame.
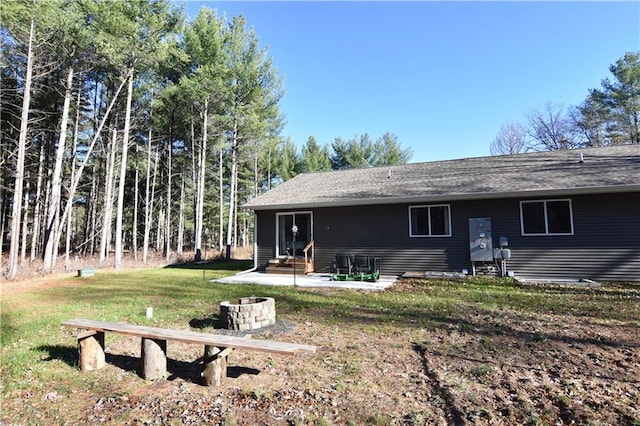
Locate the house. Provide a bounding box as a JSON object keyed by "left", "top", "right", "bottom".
{"left": 243, "top": 145, "right": 640, "bottom": 282}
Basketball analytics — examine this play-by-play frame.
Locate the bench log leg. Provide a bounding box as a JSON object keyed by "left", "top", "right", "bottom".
{"left": 202, "top": 345, "right": 233, "bottom": 387}
{"left": 141, "top": 338, "right": 167, "bottom": 380}
{"left": 78, "top": 330, "right": 105, "bottom": 372}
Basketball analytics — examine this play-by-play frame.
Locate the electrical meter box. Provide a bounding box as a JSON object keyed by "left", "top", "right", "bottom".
{"left": 469, "top": 218, "right": 493, "bottom": 262}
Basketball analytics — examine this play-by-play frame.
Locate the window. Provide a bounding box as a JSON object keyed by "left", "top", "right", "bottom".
{"left": 409, "top": 205, "right": 451, "bottom": 237}
{"left": 520, "top": 199, "right": 573, "bottom": 235}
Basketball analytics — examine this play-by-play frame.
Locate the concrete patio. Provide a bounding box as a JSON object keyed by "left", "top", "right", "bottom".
{"left": 212, "top": 271, "right": 397, "bottom": 291}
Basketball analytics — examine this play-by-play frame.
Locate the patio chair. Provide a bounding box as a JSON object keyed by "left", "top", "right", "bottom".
{"left": 333, "top": 253, "right": 353, "bottom": 275}
{"left": 353, "top": 255, "right": 371, "bottom": 274}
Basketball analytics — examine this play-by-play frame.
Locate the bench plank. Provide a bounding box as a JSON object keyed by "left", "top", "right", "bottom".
{"left": 61, "top": 318, "right": 317, "bottom": 354}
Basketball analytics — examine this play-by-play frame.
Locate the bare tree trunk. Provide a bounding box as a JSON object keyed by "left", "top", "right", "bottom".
{"left": 132, "top": 143, "right": 139, "bottom": 260}
{"left": 65, "top": 90, "right": 81, "bottom": 267}
{"left": 242, "top": 215, "right": 248, "bottom": 247}
{"left": 253, "top": 153, "right": 258, "bottom": 197}
{"left": 267, "top": 143, "right": 272, "bottom": 191}
{"left": 225, "top": 116, "right": 238, "bottom": 260}
{"left": 165, "top": 137, "right": 172, "bottom": 261}
{"left": 87, "top": 77, "right": 102, "bottom": 257}
{"left": 218, "top": 148, "right": 224, "bottom": 253}
{"left": 88, "top": 172, "right": 97, "bottom": 255}
{"left": 176, "top": 174, "right": 184, "bottom": 256}
{"left": 194, "top": 100, "right": 208, "bottom": 255}
{"left": 143, "top": 144, "right": 158, "bottom": 263}
{"left": 43, "top": 175, "right": 51, "bottom": 256}
{"left": 53, "top": 77, "right": 127, "bottom": 267}
{"left": 20, "top": 175, "right": 30, "bottom": 263}
{"left": 189, "top": 115, "right": 196, "bottom": 252}
{"left": 0, "top": 196, "right": 4, "bottom": 272}
{"left": 143, "top": 125, "right": 152, "bottom": 262}
{"left": 233, "top": 169, "right": 238, "bottom": 249}
{"left": 63, "top": 212, "right": 72, "bottom": 269}
{"left": 8, "top": 17, "right": 35, "bottom": 279}
{"left": 42, "top": 65, "right": 74, "bottom": 273}
{"left": 30, "top": 142, "right": 45, "bottom": 262}
{"left": 99, "top": 124, "right": 118, "bottom": 264}
{"left": 156, "top": 206, "right": 164, "bottom": 252}
{"left": 64, "top": 128, "right": 78, "bottom": 267}
{"left": 114, "top": 70, "right": 134, "bottom": 269}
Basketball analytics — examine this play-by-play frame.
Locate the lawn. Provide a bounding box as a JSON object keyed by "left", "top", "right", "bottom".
{"left": 1, "top": 262, "right": 639, "bottom": 425}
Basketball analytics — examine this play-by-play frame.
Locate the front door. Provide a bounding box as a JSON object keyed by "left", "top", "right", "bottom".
{"left": 276, "top": 212, "right": 312, "bottom": 257}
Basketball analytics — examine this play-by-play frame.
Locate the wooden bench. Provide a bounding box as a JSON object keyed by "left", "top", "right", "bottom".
{"left": 61, "top": 318, "right": 316, "bottom": 386}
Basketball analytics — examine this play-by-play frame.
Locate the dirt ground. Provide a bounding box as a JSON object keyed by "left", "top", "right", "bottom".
{"left": 2, "top": 275, "right": 639, "bottom": 425}
{"left": 1, "top": 254, "right": 178, "bottom": 294}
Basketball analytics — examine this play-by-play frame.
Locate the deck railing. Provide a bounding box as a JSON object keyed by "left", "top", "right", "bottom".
{"left": 303, "top": 240, "right": 315, "bottom": 273}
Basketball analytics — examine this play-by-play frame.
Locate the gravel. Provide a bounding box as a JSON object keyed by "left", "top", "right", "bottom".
{"left": 206, "top": 318, "right": 298, "bottom": 337}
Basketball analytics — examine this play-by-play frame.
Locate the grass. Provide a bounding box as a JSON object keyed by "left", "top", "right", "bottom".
{"left": 1, "top": 264, "right": 639, "bottom": 424}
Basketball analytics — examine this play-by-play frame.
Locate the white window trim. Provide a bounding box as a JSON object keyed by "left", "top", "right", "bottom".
{"left": 408, "top": 204, "right": 452, "bottom": 238}
{"left": 275, "top": 211, "right": 314, "bottom": 257}
{"left": 520, "top": 199, "right": 574, "bottom": 236}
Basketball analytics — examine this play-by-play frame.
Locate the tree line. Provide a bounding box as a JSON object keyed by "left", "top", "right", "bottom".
{"left": 490, "top": 52, "right": 640, "bottom": 155}
{"left": 0, "top": 0, "right": 411, "bottom": 279}
{"left": 272, "top": 133, "right": 412, "bottom": 184}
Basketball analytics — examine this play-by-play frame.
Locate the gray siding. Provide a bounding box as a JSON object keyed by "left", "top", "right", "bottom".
{"left": 256, "top": 210, "right": 277, "bottom": 268}
{"left": 254, "top": 192, "right": 640, "bottom": 282}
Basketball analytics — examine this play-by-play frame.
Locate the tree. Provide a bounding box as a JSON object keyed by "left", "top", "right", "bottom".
{"left": 330, "top": 135, "right": 373, "bottom": 169}
{"left": 371, "top": 132, "right": 412, "bottom": 165}
{"left": 222, "top": 15, "right": 283, "bottom": 258}
{"left": 181, "top": 7, "right": 226, "bottom": 257}
{"left": 272, "top": 137, "right": 300, "bottom": 182}
{"left": 568, "top": 97, "right": 611, "bottom": 147}
{"left": 98, "top": 117, "right": 119, "bottom": 265}
{"left": 5, "top": 7, "right": 35, "bottom": 279}
{"left": 565, "top": 52, "right": 640, "bottom": 147}
{"left": 142, "top": 133, "right": 159, "bottom": 263}
{"left": 0, "top": 0, "right": 67, "bottom": 277}
{"left": 491, "top": 53, "right": 640, "bottom": 155}
{"left": 1, "top": 2, "right": 295, "bottom": 276}
{"left": 490, "top": 122, "right": 526, "bottom": 155}
{"left": 40, "top": 0, "right": 89, "bottom": 273}
{"left": 255, "top": 134, "right": 282, "bottom": 192}
{"left": 330, "top": 133, "right": 401, "bottom": 169}
{"left": 525, "top": 103, "right": 578, "bottom": 151}
{"left": 185, "top": 14, "right": 221, "bottom": 256}
{"left": 329, "top": 137, "right": 350, "bottom": 170}
{"left": 87, "top": 0, "right": 181, "bottom": 269}
{"left": 590, "top": 52, "right": 640, "bottom": 144}
{"left": 300, "top": 136, "right": 331, "bottom": 173}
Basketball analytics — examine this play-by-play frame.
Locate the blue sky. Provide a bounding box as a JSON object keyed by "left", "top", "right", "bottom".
{"left": 180, "top": 1, "right": 640, "bottom": 163}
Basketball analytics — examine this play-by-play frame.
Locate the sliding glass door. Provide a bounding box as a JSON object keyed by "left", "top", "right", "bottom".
{"left": 276, "top": 212, "right": 312, "bottom": 257}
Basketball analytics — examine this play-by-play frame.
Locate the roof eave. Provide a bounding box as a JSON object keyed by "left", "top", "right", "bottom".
{"left": 242, "top": 184, "right": 640, "bottom": 211}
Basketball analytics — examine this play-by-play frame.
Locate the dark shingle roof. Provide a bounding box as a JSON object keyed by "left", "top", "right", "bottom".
{"left": 243, "top": 145, "right": 640, "bottom": 210}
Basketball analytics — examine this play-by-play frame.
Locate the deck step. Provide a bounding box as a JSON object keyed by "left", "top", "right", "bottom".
{"left": 266, "top": 258, "right": 314, "bottom": 274}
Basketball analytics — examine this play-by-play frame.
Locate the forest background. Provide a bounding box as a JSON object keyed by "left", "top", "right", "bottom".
{"left": 1, "top": 0, "right": 638, "bottom": 280}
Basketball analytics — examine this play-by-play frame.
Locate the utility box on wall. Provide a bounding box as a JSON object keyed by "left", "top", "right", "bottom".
{"left": 469, "top": 218, "right": 493, "bottom": 262}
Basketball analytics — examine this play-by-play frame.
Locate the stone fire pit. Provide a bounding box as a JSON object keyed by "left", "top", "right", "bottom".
{"left": 219, "top": 297, "right": 276, "bottom": 331}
